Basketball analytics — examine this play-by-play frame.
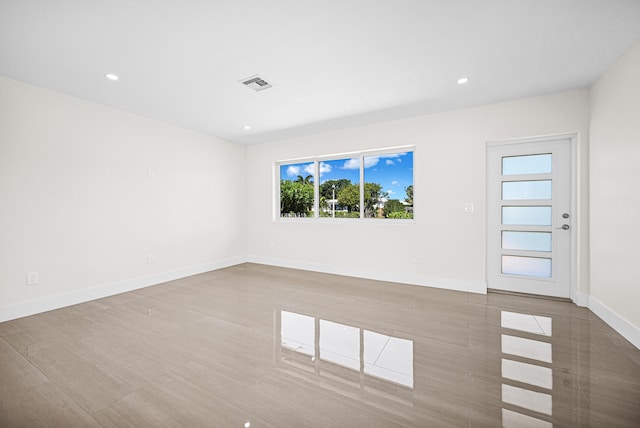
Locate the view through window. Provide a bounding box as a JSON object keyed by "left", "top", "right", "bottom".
{"left": 278, "top": 148, "right": 414, "bottom": 220}
{"left": 279, "top": 161, "right": 315, "bottom": 218}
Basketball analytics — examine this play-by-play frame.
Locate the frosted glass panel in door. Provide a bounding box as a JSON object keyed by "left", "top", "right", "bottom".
{"left": 503, "top": 181, "right": 552, "bottom": 200}
{"left": 502, "top": 207, "right": 552, "bottom": 226}
{"left": 502, "top": 256, "right": 552, "bottom": 278}
{"left": 502, "top": 231, "right": 552, "bottom": 252}
{"left": 502, "top": 154, "right": 552, "bottom": 175}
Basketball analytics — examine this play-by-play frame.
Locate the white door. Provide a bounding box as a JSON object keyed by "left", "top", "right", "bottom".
{"left": 487, "top": 136, "right": 574, "bottom": 298}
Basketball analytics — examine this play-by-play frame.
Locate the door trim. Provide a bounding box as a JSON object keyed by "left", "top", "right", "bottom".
{"left": 486, "top": 133, "right": 578, "bottom": 302}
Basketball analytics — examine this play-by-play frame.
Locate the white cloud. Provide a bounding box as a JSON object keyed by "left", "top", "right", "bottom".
{"left": 382, "top": 152, "right": 406, "bottom": 163}
{"left": 303, "top": 163, "right": 315, "bottom": 177}
{"left": 386, "top": 189, "right": 395, "bottom": 195}
{"left": 386, "top": 159, "right": 394, "bottom": 165}
{"left": 342, "top": 158, "right": 360, "bottom": 169}
{"left": 286, "top": 165, "right": 301, "bottom": 177}
{"left": 364, "top": 156, "right": 379, "bottom": 168}
{"left": 391, "top": 180, "right": 399, "bottom": 186}
{"left": 319, "top": 162, "right": 332, "bottom": 175}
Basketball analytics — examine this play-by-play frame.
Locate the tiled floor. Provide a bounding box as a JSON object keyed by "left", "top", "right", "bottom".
{"left": 1, "top": 263, "right": 639, "bottom": 427}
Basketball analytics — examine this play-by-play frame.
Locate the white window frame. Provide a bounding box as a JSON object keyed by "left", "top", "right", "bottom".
{"left": 275, "top": 146, "right": 415, "bottom": 223}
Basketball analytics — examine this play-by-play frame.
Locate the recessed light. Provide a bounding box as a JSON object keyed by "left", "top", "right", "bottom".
{"left": 457, "top": 77, "right": 469, "bottom": 85}
{"left": 243, "top": 125, "right": 251, "bottom": 130}
{"left": 105, "top": 73, "right": 119, "bottom": 81}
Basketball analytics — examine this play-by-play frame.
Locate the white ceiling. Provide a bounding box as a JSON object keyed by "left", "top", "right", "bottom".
{"left": 1, "top": 1, "right": 640, "bottom": 145}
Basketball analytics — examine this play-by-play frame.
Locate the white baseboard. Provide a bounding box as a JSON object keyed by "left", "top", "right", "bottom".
{"left": 5, "top": 256, "right": 636, "bottom": 351}
{"left": 0, "top": 256, "right": 247, "bottom": 323}
{"left": 589, "top": 296, "right": 640, "bottom": 350}
{"left": 247, "top": 255, "right": 487, "bottom": 294}
{"left": 573, "top": 291, "right": 589, "bottom": 307}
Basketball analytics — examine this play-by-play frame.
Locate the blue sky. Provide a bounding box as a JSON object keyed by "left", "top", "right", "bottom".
{"left": 281, "top": 151, "right": 413, "bottom": 201}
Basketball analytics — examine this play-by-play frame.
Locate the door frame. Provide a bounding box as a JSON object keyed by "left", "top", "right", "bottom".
{"left": 486, "top": 133, "right": 578, "bottom": 302}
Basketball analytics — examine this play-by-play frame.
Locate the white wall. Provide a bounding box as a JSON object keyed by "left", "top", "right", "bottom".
{"left": 4, "top": 61, "right": 637, "bottom": 347}
{"left": 589, "top": 40, "right": 640, "bottom": 344}
{"left": 0, "top": 77, "right": 247, "bottom": 320}
{"left": 246, "top": 90, "right": 590, "bottom": 295}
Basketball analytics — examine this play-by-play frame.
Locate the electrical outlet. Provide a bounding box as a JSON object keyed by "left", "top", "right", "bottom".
{"left": 412, "top": 254, "right": 421, "bottom": 264}
{"left": 464, "top": 203, "right": 475, "bottom": 213}
{"left": 27, "top": 272, "right": 39, "bottom": 285}
{"left": 147, "top": 169, "right": 155, "bottom": 180}
{"left": 147, "top": 254, "right": 156, "bottom": 264}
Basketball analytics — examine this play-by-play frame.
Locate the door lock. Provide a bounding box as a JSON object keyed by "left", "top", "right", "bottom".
{"left": 557, "top": 224, "right": 570, "bottom": 230}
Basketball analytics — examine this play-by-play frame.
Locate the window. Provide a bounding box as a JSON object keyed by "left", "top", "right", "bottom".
{"left": 318, "top": 158, "right": 360, "bottom": 218}
{"left": 279, "top": 161, "right": 315, "bottom": 218}
{"left": 363, "top": 152, "right": 414, "bottom": 219}
{"left": 277, "top": 147, "right": 414, "bottom": 220}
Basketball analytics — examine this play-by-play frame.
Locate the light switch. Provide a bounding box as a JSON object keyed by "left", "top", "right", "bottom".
{"left": 27, "top": 272, "right": 38, "bottom": 285}
{"left": 464, "top": 203, "right": 475, "bottom": 213}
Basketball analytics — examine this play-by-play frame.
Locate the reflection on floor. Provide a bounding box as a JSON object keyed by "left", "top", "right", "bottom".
{"left": 280, "top": 310, "right": 414, "bottom": 387}
{"left": 501, "top": 311, "right": 554, "bottom": 426}
{"left": 1, "top": 263, "right": 639, "bottom": 427}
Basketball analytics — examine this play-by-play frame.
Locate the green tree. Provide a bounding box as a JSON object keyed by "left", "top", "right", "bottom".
{"left": 405, "top": 185, "right": 413, "bottom": 205}
{"left": 364, "top": 182, "right": 383, "bottom": 217}
{"left": 335, "top": 182, "right": 386, "bottom": 216}
{"left": 280, "top": 180, "right": 314, "bottom": 216}
{"left": 383, "top": 199, "right": 405, "bottom": 217}
{"left": 320, "top": 179, "right": 351, "bottom": 213}
{"left": 337, "top": 184, "right": 360, "bottom": 212}
{"left": 319, "top": 179, "right": 351, "bottom": 200}
{"left": 295, "top": 174, "right": 314, "bottom": 184}
{"left": 388, "top": 211, "right": 413, "bottom": 219}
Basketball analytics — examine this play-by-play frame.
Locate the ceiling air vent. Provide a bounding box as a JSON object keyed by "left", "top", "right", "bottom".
{"left": 239, "top": 75, "right": 272, "bottom": 91}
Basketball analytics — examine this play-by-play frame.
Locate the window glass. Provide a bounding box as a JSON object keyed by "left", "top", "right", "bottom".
{"left": 502, "top": 231, "right": 552, "bottom": 252}
{"left": 502, "top": 256, "right": 552, "bottom": 278}
{"left": 277, "top": 147, "right": 415, "bottom": 221}
{"left": 318, "top": 158, "right": 360, "bottom": 218}
{"left": 502, "top": 154, "right": 552, "bottom": 175}
{"left": 502, "top": 180, "right": 551, "bottom": 200}
{"left": 279, "top": 162, "right": 315, "bottom": 218}
{"left": 502, "top": 207, "right": 552, "bottom": 226}
{"left": 363, "top": 152, "right": 414, "bottom": 219}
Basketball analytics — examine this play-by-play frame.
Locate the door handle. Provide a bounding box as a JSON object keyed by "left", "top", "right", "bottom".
{"left": 557, "top": 224, "right": 570, "bottom": 230}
